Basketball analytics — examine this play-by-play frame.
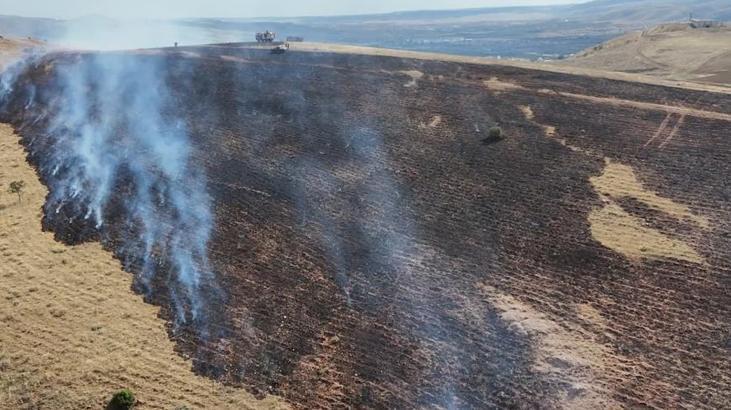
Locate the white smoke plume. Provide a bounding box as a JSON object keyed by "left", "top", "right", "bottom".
{"left": 1, "top": 51, "right": 218, "bottom": 329}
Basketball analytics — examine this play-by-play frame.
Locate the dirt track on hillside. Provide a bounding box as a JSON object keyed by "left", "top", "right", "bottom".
{"left": 2, "top": 45, "right": 730, "bottom": 408}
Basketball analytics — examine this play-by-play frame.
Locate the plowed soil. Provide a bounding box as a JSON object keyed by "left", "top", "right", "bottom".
{"left": 2, "top": 44, "right": 730, "bottom": 409}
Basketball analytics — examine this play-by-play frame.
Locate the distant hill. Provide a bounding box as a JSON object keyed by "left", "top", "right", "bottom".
{"left": 0, "top": 0, "right": 730, "bottom": 56}
{"left": 0, "top": 15, "right": 63, "bottom": 40}
{"left": 557, "top": 22, "right": 731, "bottom": 86}
{"left": 563, "top": 0, "right": 731, "bottom": 22}
{"left": 279, "top": 0, "right": 731, "bottom": 25}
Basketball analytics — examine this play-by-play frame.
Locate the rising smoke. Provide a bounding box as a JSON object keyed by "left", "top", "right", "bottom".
{"left": 0, "top": 51, "right": 218, "bottom": 329}
{"left": 0, "top": 40, "right": 507, "bottom": 406}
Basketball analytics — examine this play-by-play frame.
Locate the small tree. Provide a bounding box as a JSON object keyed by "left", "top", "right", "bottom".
{"left": 108, "top": 389, "right": 136, "bottom": 410}
{"left": 8, "top": 180, "right": 24, "bottom": 204}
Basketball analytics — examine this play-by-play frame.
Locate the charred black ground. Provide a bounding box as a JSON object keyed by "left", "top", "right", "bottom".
{"left": 2, "top": 45, "right": 730, "bottom": 409}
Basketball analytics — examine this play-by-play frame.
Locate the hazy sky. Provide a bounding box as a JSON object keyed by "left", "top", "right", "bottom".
{"left": 0, "top": 0, "right": 584, "bottom": 19}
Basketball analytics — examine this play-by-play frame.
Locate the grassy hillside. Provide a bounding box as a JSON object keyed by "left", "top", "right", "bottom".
{"left": 559, "top": 23, "right": 731, "bottom": 86}
{"left": 2, "top": 44, "right": 729, "bottom": 408}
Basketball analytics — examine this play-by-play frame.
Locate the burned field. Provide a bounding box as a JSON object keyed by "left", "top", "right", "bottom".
{"left": 2, "top": 45, "right": 730, "bottom": 408}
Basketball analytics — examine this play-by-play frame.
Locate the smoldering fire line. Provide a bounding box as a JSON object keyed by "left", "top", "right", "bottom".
{"left": 0, "top": 51, "right": 220, "bottom": 333}
{"left": 3, "top": 46, "right": 484, "bottom": 405}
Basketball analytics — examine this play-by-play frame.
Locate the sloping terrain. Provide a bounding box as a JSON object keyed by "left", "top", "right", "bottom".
{"left": 0, "top": 37, "right": 46, "bottom": 61}
{"left": 1, "top": 44, "right": 730, "bottom": 409}
{"left": 560, "top": 0, "right": 731, "bottom": 22}
{"left": 560, "top": 23, "right": 731, "bottom": 86}
{"left": 0, "top": 40, "right": 284, "bottom": 410}
{"left": 0, "top": 124, "right": 285, "bottom": 410}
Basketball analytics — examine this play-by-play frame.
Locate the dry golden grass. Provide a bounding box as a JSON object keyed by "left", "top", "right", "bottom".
{"left": 592, "top": 161, "right": 709, "bottom": 229}
{"left": 484, "top": 77, "right": 525, "bottom": 92}
{"left": 588, "top": 160, "right": 708, "bottom": 264}
{"left": 588, "top": 202, "right": 703, "bottom": 264}
{"left": 1, "top": 34, "right": 722, "bottom": 408}
{"left": 418, "top": 115, "right": 443, "bottom": 129}
{"left": 512, "top": 96, "right": 708, "bottom": 265}
{"left": 0, "top": 41, "right": 285, "bottom": 409}
{"left": 488, "top": 76, "right": 731, "bottom": 122}
{"left": 428, "top": 115, "right": 442, "bottom": 128}
{"left": 518, "top": 105, "right": 534, "bottom": 120}
{"left": 546, "top": 90, "right": 731, "bottom": 122}
{"left": 398, "top": 70, "right": 424, "bottom": 88}
{"left": 0, "top": 123, "right": 286, "bottom": 408}
{"left": 477, "top": 284, "right": 621, "bottom": 410}
{"left": 279, "top": 42, "right": 731, "bottom": 94}
{"left": 516, "top": 103, "right": 587, "bottom": 154}
{"left": 561, "top": 24, "right": 731, "bottom": 86}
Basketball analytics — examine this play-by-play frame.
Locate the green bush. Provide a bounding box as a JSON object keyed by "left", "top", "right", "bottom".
{"left": 108, "top": 389, "right": 136, "bottom": 410}
{"left": 488, "top": 126, "right": 503, "bottom": 140}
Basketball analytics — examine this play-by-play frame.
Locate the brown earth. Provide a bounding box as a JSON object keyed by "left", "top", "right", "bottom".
{"left": 1, "top": 42, "right": 730, "bottom": 409}
{"left": 558, "top": 23, "right": 731, "bottom": 87}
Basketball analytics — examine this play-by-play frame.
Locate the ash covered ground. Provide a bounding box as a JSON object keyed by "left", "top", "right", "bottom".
{"left": 2, "top": 45, "right": 730, "bottom": 408}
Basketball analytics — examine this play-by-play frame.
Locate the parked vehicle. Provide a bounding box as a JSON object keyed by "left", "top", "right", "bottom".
{"left": 256, "top": 31, "right": 276, "bottom": 42}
